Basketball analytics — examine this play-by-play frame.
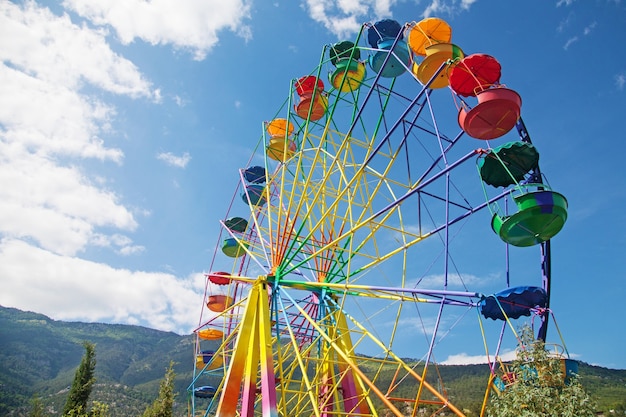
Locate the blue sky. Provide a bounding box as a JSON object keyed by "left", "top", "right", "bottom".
{"left": 1, "top": 0, "right": 625, "bottom": 371}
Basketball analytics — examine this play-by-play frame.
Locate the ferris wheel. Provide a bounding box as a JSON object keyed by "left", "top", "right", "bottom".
{"left": 189, "top": 17, "right": 569, "bottom": 417}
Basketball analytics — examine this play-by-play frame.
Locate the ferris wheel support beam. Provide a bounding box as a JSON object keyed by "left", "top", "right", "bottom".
{"left": 515, "top": 117, "right": 552, "bottom": 342}
{"left": 537, "top": 240, "right": 551, "bottom": 341}
{"left": 214, "top": 280, "right": 278, "bottom": 417}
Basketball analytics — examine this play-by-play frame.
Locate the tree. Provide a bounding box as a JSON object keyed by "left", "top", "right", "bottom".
{"left": 486, "top": 325, "right": 596, "bottom": 417}
{"left": 28, "top": 395, "right": 45, "bottom": 417}
{"left": 62, "top": 342, "right": 96, "bottom": 416}
{"left": 142, "top": 361, "right": 177, "bottom": 417}
{"left": 88, "top": 401, "right": 109, "bottom": 417}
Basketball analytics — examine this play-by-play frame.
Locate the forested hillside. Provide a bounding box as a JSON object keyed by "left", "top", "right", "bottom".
{"left": 0, "top": 306, "right": 195, "bottom": 416}
{"left": 1, "top": 305, "right": 624, "bottom": 416}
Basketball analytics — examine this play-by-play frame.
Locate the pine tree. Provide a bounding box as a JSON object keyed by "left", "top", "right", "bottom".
{"left": 142, "top": 361, "right": 176, "bottom": 417}
{"left": 487, "top": 325, "right": 596, "bottom": 417}
{"left": 62, "top": 342, "right": 96, "bottom": 417}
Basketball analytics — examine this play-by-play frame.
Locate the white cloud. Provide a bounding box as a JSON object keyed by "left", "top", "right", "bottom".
{"left": 423, "top": 0, "right": 477, "bottom": 17}
{"left": 0, "top": 1, "right": 155, "bottom": 98}
{"left": 174, "top": 95, "right": 187, "bottom": 107}
{"left": 153, "top": 88, "right": 163, "bottom": 104}
{"left": 303, "top": 0, "right": 477, "bottom": 33}
{"left": 398, "top": 315, "right": 441, "bottom": 337}
{"left": 556, "top": 0, "right": 575, "bottom": 6}
{"left": 0, "top": 149, "right": 137, "bottom": 256}
{"left": 563, "top": 36, "right": 578, "bottom": 50}
{"left": 0, "top": 65, "right": 122, "bottom": 161}
{"left": 460, "top": 0, "right": 478, "bottom": 9}
{"left": 117, "top": 245, "right": 145, "bottom": 256}
{"left": 0, "top": 239, "right": 204, "bottom": 333}
{"left": 441, "top": 349, "right": 516, "bottom": 365}
{"left": 304, "top": 0, "right": 395, "bottom": 38}
{"left": 410, "top": 272, "right": 497, "bottom": 290}
{"left": 615, "top": 72, "right": 626, "bottom": 90}
{"left": 583, "top": 21, "right": 596, "bottom": 35}
{"left": 423, "top": 0, "right": 477, "bottom": 18}
{"left": 92, "top": 233, "right": 145, "bottom": 255}
{"left": 556, "top": 11, "right": 576, "bottom": 33}
{"left": 62, "top": 0, "right": 253, "bottom": 60}
{"left": 157, "top": 151, "right": 191, "bottom": 168}
{"left": 0, "top": 1, "right": 154, "bottom": 256}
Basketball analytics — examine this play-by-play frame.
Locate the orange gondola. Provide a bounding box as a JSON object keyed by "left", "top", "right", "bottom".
{"left": 408, "top": 17, "right": 452, "bottom": 56}
{"left": 266, "top": 118, "right": 297, "bottom": 161}
{"left": 198, "top": 328, "right": 224, "bottom": 340}
{"left": 414, "top": 43, "right": 464, "bottom": 88}
{"left": 207, "top": 295, "right": 233, "bottom": 312}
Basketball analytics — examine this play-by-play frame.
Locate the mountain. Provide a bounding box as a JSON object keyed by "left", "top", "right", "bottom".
{"left": 0, "top": 305, "right": 195, "bottom": 416}
{"left": 1, "top": 305, "right": 625, "bottom": 416}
